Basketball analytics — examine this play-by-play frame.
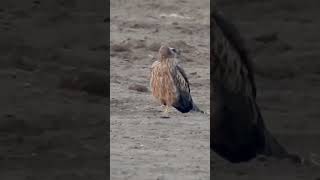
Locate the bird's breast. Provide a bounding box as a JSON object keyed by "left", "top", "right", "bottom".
{"left": 150, "top": 61, "right": 177, "bottom": 106}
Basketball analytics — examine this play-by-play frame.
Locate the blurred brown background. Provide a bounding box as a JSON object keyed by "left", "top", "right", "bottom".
{"left": 0, "top": 0, "right": 107, "bottom": 179}
{"left": 213, "top": 0, "right": 320, "bottom": 179}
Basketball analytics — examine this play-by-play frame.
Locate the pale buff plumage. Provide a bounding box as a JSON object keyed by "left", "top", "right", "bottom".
{"left": 150, "top": 45, "right": 202, "bottom": 114}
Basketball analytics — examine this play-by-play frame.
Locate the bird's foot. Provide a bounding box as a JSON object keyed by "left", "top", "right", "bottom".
{"left": 164, "top": 106, "right": 169, "bottom": 113}
{"left": 160, "top": 106, "right": 170, "bottom": 118}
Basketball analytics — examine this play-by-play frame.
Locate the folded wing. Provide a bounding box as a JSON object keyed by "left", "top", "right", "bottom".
{"left": 171, "top": 64, "right": 194, "bottom": 113}
{"left": 211, "top": 11, "right": 288, "bottom": 162}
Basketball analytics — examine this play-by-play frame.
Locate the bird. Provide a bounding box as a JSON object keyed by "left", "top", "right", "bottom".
{"left": 150, "top": 45, "right": 203, "bottom": 115}
{"left": 211, "top": 10, "right": 296, "bottom": 163}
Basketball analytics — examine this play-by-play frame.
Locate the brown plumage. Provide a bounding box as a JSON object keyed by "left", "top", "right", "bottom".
{"left": 211, "top": 10, "right": 297, "bottom": 163}
{"left": 150, "top": 45, "right": 202, "bottom": 114}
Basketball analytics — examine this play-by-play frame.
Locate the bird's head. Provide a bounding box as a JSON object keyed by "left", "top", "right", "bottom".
{"left": 158, "top": 45, "right": 180, "bottom": 60}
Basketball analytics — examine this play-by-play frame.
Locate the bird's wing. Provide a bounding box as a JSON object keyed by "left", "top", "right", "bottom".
{"left": 175, "top": 64, "right": 190, "bottom": 93}
{"left": 171, "top": 64, "right": 194, "bottom": 113}
{"left": 211, "top": 11, "right": 288, "bottom": 162}
{"left": 212, "top": 11, "right": 256, "bottom": 97}
{"left": 211, "top": 12, "right": 262, "bottom": 162}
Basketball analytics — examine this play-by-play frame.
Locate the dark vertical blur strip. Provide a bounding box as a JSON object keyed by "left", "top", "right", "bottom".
{"left": 210, "top": 1, "right": 214, "bottom": 179}
{"left": 106, "top": 0, "right": 110, "bottom": 178}
{"left": 0, "top": 0, "right": 109, "bottom": 179}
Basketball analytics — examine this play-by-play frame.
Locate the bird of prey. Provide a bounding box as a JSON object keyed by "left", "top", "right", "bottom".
{"left": 211, "top": 10, "right": 296, "bottom": 163}
{"left": 150, "top": 45, "right": 203, "bottom": 115}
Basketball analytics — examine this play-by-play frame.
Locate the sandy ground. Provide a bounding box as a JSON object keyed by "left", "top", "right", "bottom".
{"left": 213, "top": 0, "right": 320, "bottom": 179}
{"left": 0, "top": 0, "right": 107, "bottom": 179}
{"left": 110, "top": 0, "right": 210, "bottom": 179}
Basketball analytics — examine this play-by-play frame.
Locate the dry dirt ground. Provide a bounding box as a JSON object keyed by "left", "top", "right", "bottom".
{"left": 213, "top": 0, "right": 320, "bottom": 179}
{"left": 110, "top": 0, "right": 210, "bottom": 179}
{"left": 0, "top": 0, "right": 107, "bottom": 179}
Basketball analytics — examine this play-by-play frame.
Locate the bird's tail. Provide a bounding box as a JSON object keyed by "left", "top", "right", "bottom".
{"left": 191, "top": 102, "right": 205, "bottom": 114}
{"left": 254, "top": 101, "right": 302, "bottom": 162}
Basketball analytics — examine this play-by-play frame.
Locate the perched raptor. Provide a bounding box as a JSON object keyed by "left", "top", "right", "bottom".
{"left": 150, "top": 45, "right": 203, "bottom": 114}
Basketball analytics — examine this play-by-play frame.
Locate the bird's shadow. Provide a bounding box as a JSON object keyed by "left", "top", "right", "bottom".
{"left": 160, "top": 115, "right": 170, "bottom": 119}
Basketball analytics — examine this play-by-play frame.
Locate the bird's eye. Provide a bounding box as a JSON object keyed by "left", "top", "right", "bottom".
{"left": 171, "top": 48, "right": 176, "bottom": 53}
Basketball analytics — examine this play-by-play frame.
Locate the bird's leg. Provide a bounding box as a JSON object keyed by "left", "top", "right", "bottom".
{"left": 161, "top": 106, "right": 170, "bottom": 118}
{"left": 160, "top": 105, "right": 170, "bottom": 118}
{"left": 159, "top": 101, "right": 170, "bottom": 118}
{"left": 164, "top": 106, "right": 169, "bottom": 114}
